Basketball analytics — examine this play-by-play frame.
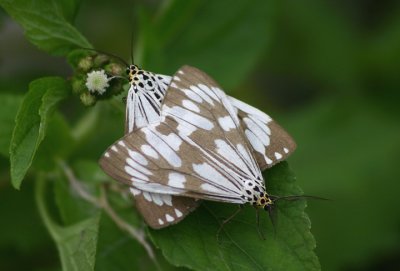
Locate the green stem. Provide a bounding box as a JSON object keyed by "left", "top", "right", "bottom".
{"left": 34, "top": 174, "right": 61, "bottom": 241}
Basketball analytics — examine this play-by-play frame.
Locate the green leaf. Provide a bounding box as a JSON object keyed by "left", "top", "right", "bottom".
{"left": 33, "top": 112, "right": 76, "bottom": 171}
{"left": 150, "top": 163, "right": 320, "bottom": 271}
{"left": 0, "top": 94, "right": 23, "bottom": 157}
{"left": 54, "top": 160, "right": 107, "bottom": 226}
{"left": 9, "top": 77, "right": 69, "bottom": 189}
{"left": 56, "top": 0, "right": 82, "bottom": 22}
{"left": 140, "top": 0, "right": 275, "bottom": 89}
{"left": 287, "top": 100, "right": 400, "bottom": 270}
{"left": 0, "top": 179, "right": 57, "bottom": 269}
{"left": 0, "top": 0, "right": 91, "bottom": 56}
{"left": 54, "top": 170, "right": 98, "bottom": 227}
{"left": 95, "top": 209, "right": 160, "bottom": 271}
{"left": 35, "top": 175, "right": 100, "bottom": 271}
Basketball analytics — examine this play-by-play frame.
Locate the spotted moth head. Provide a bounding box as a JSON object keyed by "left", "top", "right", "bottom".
{"left": 256, "top": 193, "right": 274, "bottom": 210}
{"left": 125, "top": 64, "right": 170, "bottom": 98}
{"left": 126, "top": 64, "right": 140, "bottom": 83}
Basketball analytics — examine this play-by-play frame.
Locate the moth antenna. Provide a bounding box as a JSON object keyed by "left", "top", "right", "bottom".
{"left": 266, "top": 206, "right": 277, "bottom": 238}
{"left": 108, "top": 75, "right": 129, "bottom": 82}
{"left": 77, "top": 47, "right": 129, "bottom": 67}
{"left": 256, "top": 209, "right": 266, "bottom": 240}
{"left": 130, "top": 27, "right": 135, "bottom": 65}
{"left": 215, "top": 205, "right": 243, "bottom": 242}
{"left": 272, "top": 195, "right": 330, "bottom": 202}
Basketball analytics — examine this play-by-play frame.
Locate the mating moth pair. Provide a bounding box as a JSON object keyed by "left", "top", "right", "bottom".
{"left": 99, "top": 65, "right": 296, "bottom": 229}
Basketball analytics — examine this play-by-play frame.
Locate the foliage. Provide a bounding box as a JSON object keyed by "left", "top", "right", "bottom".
{"left": 1, "top": 0, "right": 399, "bottom": 271}
{"left": 150, "top": 163, "right": 319, "bottom": 271}
{"left": 10, "top": 77, "right": 69, "bottom": 189}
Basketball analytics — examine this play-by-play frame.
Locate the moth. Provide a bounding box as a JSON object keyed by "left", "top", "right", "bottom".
{"left": 100, "top": 65, "right": 296, "bottom": 229}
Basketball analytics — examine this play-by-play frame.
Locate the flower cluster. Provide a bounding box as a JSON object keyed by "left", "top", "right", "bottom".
{"left": 85, "top": 70, "right": 110, "bottom": 95}
{"left": 70, "top": 52, "right": 125, "bottom": 106}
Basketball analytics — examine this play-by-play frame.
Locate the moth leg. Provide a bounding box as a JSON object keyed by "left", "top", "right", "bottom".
{"left": 216, "top": 205, "right": 244, "bottom": 242}
{"left": 256, "top": 209, "right": 266, "bottom": 240}
{"left": 267, "top": 205, "right": 277, "bottom": 238}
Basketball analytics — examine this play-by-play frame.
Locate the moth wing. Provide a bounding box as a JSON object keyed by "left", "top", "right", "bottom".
{"left": 100, "top": 118, "right": 247, "bottom": 204}
{"left": 228, "top": 96, "right": 297, "bottom": 170}
{"left": 100, "top": 66, "right": 263, "bottom": 204}
{"left": 130, "top": 188, "right": 199, "bottom": 229}
{"left": 124, "top": 72, "right": 198, "bottom": 229}
{"left": 125, "top": 74, "right": 171, "bottom": 132}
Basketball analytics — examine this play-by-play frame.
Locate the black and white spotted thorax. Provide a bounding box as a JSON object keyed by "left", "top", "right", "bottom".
{"left": 126, "top": 65, "right": 170, "bottom": 99}
{"left": 125, "top": 65, "right": 172, "bottom": 131}
{"left": 241, "top": 177, "right": 273, "bottom": 209}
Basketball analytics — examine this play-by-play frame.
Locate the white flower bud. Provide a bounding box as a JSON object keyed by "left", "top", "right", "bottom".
{"left": 85, "top": 70, "right": 110, "bottom": 95}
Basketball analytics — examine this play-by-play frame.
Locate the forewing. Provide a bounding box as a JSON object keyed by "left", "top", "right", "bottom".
{"left": 101, "top": 120, "right": 246, "bottom": 203}
{"left": 124, "top": 72, "right": 198, "bottom": 229}
{"left": 125, "top": 74, "right": 171, "bottom": 132}
{"left": 130, "top": 188, "right": 199, "bottom": 229}
{"left": 228, "top": 97, "right": 297, "bottom": 170}
{"left": 100, "top": 66, "right": 263, "bottom": 204}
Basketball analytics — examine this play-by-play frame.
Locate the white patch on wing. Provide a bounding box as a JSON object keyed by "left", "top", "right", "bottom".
{"left": 214, "top": 139, "right": 248, "bottom": 173}
{"left": 180, "top": 88, "right": 203, "bottom": 103}
{"left": 133, "top": 181, "right": 184, "bottom": 195}
{"left": 118, "top": 141, "right": 126, "bottom": 147}
{"left": 182, "top": 99, "right": 200, "bottom": 112}
{"left": 284, "top": 148, "right": 289, "bottom": 153}
{"left": 143, "top": 128, "right": 182, "bottom": 167}
{"left": 158, "top": 218, "right": 164, "bottom": 225}
{"left": 128, "top": 150, "right": 148, "bottom": 166}
{"left": 236, "top": 143, "right": 260, "bottom": 177}
{"left": 160, "top": 194, "right": 173, "bottom": 206}
{"left": 165, "top": 105, "right": 214, "bottom": 131}
{"left": 111, "top": 146, "right": 118, "bottom": 152}
{"left": 104, "top": 152, "right": 110, "bottom": 157}
{"left": 159, "top": 133, "right": 182, "bottom": 151}
{"left": 141, "top": 144, "right": 159, "bottom": 159}
{"left": 151, "top": 193, "right": 163, "bottom": 206}
{"left": 129, "top": 188, "right": 141, "bottom": 196}
{"left": 249, "top": 115, "right": 271, "bottom": 135}
{"left": 197, "top": 84, "right": 219, "bottom": 101}
{"left": 126, "top": 158, "right": 152, "bottom": 175}
{"left": 143, "top": 192, "right": 152, "bottom": 202}
{"left": 275, "top": 152, "right": 282, "bottom": 160}
{"left": 201, "top": 183, "right": 223, "bottom": 193}
{"left": 244, "top": 129, "right": 275, "bottom": 166}
{"left": 176, "top": 121, "right": 197, "bottom": 137}
{"left": 190, "top": 85, "right": 214, "bottom": 105}
{"left": 245, "top": 129, "right": 265, "bottom": 156}
{"left": 193, "top": 162, "right": 237, "bottom": 192}
{"left": 243, "top": 117, "right": 270, "bottom": 146}
{"left": 168, "top": 172, "right": 186, "bottom": 188}
{"left": 165, "top": 214, "right": 174, "bottom": 222}
{"left": 210, "top": 86, "right": 225, "bottom": 98}
{"left": 125, "top": 166, "right": 149, "bottom": 181}
{"left": 175, "top": 208, "right": 183, "bottom": 217}
{"left": 137, "top": 94, "right": 160, "bottom": 124}
{"left": 218, "top": 116, "right": 236, "bottom": 131}
{"left": 228, "top": 96, "right": 272, "bottom": 123}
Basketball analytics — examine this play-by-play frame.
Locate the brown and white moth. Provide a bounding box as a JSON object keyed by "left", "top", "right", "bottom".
{"left": 99, "top": 65, "right": 296, "bottom": 229}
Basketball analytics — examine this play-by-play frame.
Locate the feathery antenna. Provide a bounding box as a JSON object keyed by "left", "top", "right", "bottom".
{"left": 272, "top": 195, "right": 330, "bottom": 202}
{"left": 78, "top": 47, "right": 129, "bottom": 67}
{"left": 130, "top": 28, "right": 135, "bottom": 65}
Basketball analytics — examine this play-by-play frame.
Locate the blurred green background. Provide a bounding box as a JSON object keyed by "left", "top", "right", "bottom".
{"left": 1, "top": 0, "right": 400, "bottom": 270}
